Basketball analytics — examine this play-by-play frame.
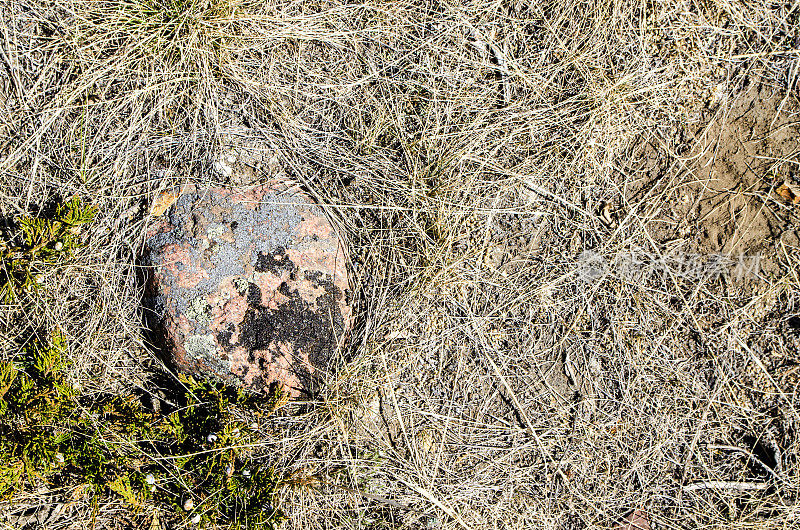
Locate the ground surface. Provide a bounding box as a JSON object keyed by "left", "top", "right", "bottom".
{"left": 1, "top": 0, "right": 799, "bottom": 528}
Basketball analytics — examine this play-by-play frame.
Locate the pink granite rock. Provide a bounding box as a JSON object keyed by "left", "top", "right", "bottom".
{"left": 144, "top": 184, "right": 352, "bottom": 397}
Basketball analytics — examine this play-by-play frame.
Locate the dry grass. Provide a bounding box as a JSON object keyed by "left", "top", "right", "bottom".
{"left": 1, "top": 0, "right": 800, "bottom": 528}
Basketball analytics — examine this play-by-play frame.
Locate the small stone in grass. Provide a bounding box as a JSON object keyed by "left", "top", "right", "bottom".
{"left": 614, "top": 509, "right": 649, "bottom": 530}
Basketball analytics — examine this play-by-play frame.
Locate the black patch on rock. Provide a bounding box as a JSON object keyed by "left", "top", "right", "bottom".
{"left": 303, "top": 270, "right": 343, "bottom": 300}
{"left": 238, "top": 271, "right": 345, "bottom": 394}
{"left": 247, "top": 282, "right": 261, "bottom": 307}
{"left": 217, "top": 323, "right": 236, "bottom": 350}
{"left": 254, "top": 247, "right": 297, "bottom": 275}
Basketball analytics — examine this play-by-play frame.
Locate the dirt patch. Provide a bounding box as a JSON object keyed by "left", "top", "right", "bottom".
{"left": 686, "top": 82, "right": 799, "bottom": 257}
{"left": 639, "top": 80, "right": 800, "bottom": 284}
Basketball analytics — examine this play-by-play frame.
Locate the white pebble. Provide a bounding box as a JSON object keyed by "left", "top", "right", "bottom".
{"left": 191, "top": 513, "right": 201, "bottom": 524}
{"left": 183, "top": 499, "right": 194, "bottom": 511}
{"left": 54, "top": 241, "right": 63, "bottom": 251}
{"left": 212, "top": 160, "right": 232, "bottom": 178}
{"left": 146, "top": 473, "right": 155, "bottom": 485}
{"left": 207, "top": 433, "right": 218, "bottom": 443}
{"left": 242, "top": 469, "right": 251, "bottom": 477}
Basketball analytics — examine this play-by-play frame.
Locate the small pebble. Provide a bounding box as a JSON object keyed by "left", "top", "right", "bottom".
{"left": 212, "top": 160, "right": 232, "bottom": 177}
{"left": 146, "top": 474, "right": 155, "bottom": 485}
{"left": 184, "top": 499, "right": 194, "bottom": 511}
{"left": 207, "top": 433, "right": 218, "bottom": 443}
{"left": 191, "top": 513, "right": 201, "bottom": 524}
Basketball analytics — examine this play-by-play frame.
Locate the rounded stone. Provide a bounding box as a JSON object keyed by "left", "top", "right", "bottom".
{"left": 143, "top": 183, "right": 352, "bottom": 397}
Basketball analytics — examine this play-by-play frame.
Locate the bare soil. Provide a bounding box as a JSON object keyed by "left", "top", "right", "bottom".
{"left": 629, "top": 77, "right": 800, "bottom": 295}
{"left": 683, "top": 81, "right": 799, "bottom": 270}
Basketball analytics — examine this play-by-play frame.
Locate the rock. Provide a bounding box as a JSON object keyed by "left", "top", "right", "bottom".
{"left": 614, "top": 509, "right": 649, "bottom": 530}
{"left": 144, "top": 183, "right": 352, "bottom": 397}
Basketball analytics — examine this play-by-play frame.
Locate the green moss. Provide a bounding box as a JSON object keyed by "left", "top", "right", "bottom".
{"left": 0, "top": 333, "right": 289, "bottom": 529}
{"left": 0, "top": 331, "right": 78, "bottom": 496}
{"left": 0, "top": 196, "right": 97, "bottom": 303}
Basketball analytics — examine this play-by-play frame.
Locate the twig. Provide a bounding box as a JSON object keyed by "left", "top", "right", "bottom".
{"left": 705, "top": 444, "right": 792, "bottom": 487}
{"left": 321, "top": 478, "right": 425, "bottom": 514}
{"left": 396, "top": 477, "right": 475, "bottom": 530}
{"left": 683, "top": 481, "right": 769, "bottom": 493}
{"left": 465, "top": 25, "right": 511, "bottom": 105}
